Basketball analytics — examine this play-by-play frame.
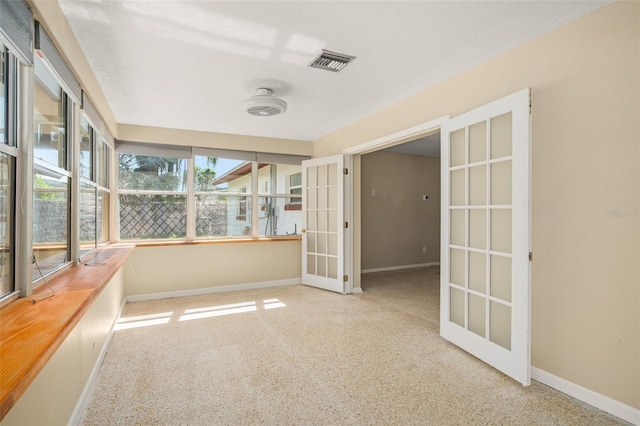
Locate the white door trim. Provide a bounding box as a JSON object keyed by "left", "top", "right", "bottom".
{"left": 343, "top": 116, "right": 450, "bottom": 155}
{"left": 342, "top": 115, "right": 450, "bottom": 293}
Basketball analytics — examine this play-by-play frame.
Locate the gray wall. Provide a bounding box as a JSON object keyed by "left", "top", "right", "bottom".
{"left": 361, "top": 151, "right": 440, "bottom": 271}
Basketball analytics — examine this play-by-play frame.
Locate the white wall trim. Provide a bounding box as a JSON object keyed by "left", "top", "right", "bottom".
{"left": 126, "top": 278, "right": 301, "bottom": 303}
{"left": 532, "top": 367, "right": 640, "bottom": 425}
{"left": 343, "top": 115, "right": 450, "bottom": 155}
{"left": 67, "top": 298, "right": 127, "bottom": 426}
{"left": 362, "top": 262, "right": 440, "bottom": 274}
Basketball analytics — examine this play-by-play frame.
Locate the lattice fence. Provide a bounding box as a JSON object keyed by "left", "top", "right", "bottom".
{"left": 119, "top": 195, "right": 187, "bottom": 239}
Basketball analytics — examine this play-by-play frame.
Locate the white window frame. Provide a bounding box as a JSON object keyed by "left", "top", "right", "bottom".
{"left": 116, "top": 147, "right": 308, "bottom": 241}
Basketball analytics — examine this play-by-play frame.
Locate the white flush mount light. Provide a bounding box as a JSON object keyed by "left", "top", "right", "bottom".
{"left": 244, "top": 88, "right": 287, "bottom": 117}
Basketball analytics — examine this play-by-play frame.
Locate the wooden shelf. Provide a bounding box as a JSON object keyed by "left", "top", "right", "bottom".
{"left": 0, "top": 245, "right": 134, "bottom": 420}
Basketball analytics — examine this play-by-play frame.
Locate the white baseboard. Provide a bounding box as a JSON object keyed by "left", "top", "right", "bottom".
{"left": 532, "top": 367, "right": 639, "bottom": 425}
{"left": 351, "top": 287, "right": 364, "bottom": 294}
{"left": 362, "top": 262, "right": 440, "bottom": 274}
{"left": 126, "top": 278, "right": 301, "bottom": 303}
{"left": 68, "top": 298, "right": 127, "bottom": 426}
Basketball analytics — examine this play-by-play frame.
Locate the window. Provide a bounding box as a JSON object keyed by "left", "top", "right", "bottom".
{"left": 288, "top": 171, "right": 302, "bottom": 206}
{"left": 78, "top": 115, "right": 111, "bottom": 257}
{"left": 1, "top": 45, "right": 6, "bottom": 145}
{"left": 33, "top": 55, "right": 67, "bottom": 170}
{"left": 79, "top": 115, "right": 93, "bottom": 180}
{"left": 33, "top": 162, "right": 69, "bottom": 278}
{"left": 118, "top": 154, "right": 187, "bottom": 240}
{"left": 0, "top": 152, "right": 15, "bottom": 299}
{"left": 258, "top": 164, "right": 302, "bottom": 236}
{"left": 96, "top": 138, "right": 110, "bottom": 245}
{"left": 0, "top": 44, "right": 15, "bottom": 299}
{"left": 32, "top": 54, "right": 72, "bottom": 279}
{"left": 116, "top": 145, "right": 308, "bottom": 241}
{"left": 0, "top": 1, "right": 30, "bottom": 300}
{"left": 194, "top": 156, "right": 252, "bottom": 238}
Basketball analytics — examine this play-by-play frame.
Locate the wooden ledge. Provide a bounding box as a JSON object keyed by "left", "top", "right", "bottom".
{"left": 0, "top": 245, "right": 134, "bottom": 420}
{"left": 128, "top": 235, "right": 301, "bottom": 248}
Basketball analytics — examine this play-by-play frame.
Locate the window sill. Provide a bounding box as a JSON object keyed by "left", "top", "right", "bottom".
{"left": 123, "top": 235, "right": 301, "bottom": 248}
{"left": 0, "top": 245, "right": 134, "bottom": 421}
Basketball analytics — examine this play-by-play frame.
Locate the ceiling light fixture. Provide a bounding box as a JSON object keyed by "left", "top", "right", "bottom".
{"left": 244, "top": 88, "right": 287, "bottom": 117}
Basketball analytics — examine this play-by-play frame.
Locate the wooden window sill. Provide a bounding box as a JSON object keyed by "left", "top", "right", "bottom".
{"left": 0, "top": 245, "right": 134, "bottom": 420}
{"left": 125, "top": 235, "right": 301, "bottom": 248}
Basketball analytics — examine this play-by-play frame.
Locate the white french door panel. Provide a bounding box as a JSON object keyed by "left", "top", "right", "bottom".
{"left": 301, "top": 155, "right": 345, "bottom": 294}
{"left": 440, "top": 88, "right": 531, "bottom": 385}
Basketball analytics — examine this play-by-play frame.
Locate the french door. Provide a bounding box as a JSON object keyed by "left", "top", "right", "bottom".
{"left": 440, "top": 89, "right": 531, "bottom": 385}
{"left": 301, "top": 155, "right": 346, "bottom": 293}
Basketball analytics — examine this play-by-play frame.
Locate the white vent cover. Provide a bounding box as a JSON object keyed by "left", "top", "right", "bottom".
{"left": 309, "top": 49, "right": 356, "bottom": 72}
{"left": 244, "top": 88, "right": 287, "bottom": 116}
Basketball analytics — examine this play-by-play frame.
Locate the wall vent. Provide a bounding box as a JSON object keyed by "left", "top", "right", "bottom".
{"left": 308, "top": 49, "right": 356, "bottom": 72}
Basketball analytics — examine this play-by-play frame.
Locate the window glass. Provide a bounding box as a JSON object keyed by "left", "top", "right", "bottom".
{"left": 1, "top": 44, "right": 6, "bottom": 145}
{"left": 195, "top": 195, "right": 251, "bottom": 238}
{"left": 119, "top": 154, "right": 186, "bottom": 191}
{"left": 194, "top": 155, "right": 249, "bottom": 192}
{"left": 0, "top": 153, "right": 15, "bottom": 297}
{"left": 119, "top": 194, "right": 187, "bottom": 240}
{"left": 257, "top": 164, "right": 301, "bottom": 236}
{"left": 192, "top": 155, "right": 253, "bottom": 238}
{"left": 96, "top": 138, "right": 109, "bottom": 188}
{"left": 79, "top": 182, "right": 96, "bottom": 256}
{"left": 290, "top": 171, "right": 302, "bottom": 198}
{"left": 80, "top": 115, "right": 93, "bottom": 180}
{"left": 34, "top": 55, "right": 67, "bottom": 169}
{"left": 33, "top": 163, "right": 68, "bottom": 277}
{"left": 117, "top": 151, "right": 305, "bottom": 241}
{"left": 259, "top": 196, "right": 302, "bottom": 236}
{"left": 97, "top": 190, "right": 109, "bottom": 244}
{"left": 118, "top": 154, "right": 187, "bottom": 240}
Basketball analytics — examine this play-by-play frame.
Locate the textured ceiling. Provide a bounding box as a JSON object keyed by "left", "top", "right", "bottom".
{"left": 57, "top": 0, "right": 609, "bottom": 142}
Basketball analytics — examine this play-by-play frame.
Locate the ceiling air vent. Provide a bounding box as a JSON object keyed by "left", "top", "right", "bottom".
{"left": 308, "top": 49, "right": 356, "bottom": 72}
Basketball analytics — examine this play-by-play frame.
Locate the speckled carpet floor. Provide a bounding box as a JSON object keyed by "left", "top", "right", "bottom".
{"left": 76, "top": 266, "right": 627, "bottom": 425}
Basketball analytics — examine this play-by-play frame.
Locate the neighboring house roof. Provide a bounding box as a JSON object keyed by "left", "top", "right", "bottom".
{"left": 211, "top": 162, "right": 268, "bottom": 186}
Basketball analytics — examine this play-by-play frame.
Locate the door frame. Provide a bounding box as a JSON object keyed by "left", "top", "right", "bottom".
{"left": 342, "top": 116, "right": 450, "bottom": 293}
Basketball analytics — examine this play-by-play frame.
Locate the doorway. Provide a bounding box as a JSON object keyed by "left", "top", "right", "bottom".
{"left": 360, "top": 133, "right": 441, "bottom": 277}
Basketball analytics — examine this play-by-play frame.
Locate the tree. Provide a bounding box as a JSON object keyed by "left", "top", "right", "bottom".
{"left": 118, "top": 155, "right": 184, "bottom": 191}
{"left": 195, "top": 157, "right": 218, "bottom": 191}
{"left": 118, "top": 154, "right": 218, "bottom": 191}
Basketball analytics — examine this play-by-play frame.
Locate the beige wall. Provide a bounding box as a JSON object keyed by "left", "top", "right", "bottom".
{"left": 118, "top": 124, "right": 313, "bottom": 156}
{"left": 316, "top": 1, "right": 640, "bottom": 409}
{"left": 2, "top": 269, "right": 125, "bottom": 425}
{"left": 124, "top": 241, "right": 301, "bottom": 297}
{"left": 361, "top": 151, "right": 440, "bottom": 271}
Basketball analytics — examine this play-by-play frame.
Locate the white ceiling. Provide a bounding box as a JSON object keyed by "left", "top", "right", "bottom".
{"left": 57, "top": 0, "right": 609, "bottom": 142}
{"left": 385, "top": 132, "right": 441, "bottom": 157}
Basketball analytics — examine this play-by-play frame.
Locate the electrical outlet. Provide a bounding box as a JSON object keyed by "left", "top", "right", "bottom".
{"left": 422, "top": 246, "right": 427, "bottom": 253}
{"left": 423, "top": 194, "right": 429, "bottom": 201}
